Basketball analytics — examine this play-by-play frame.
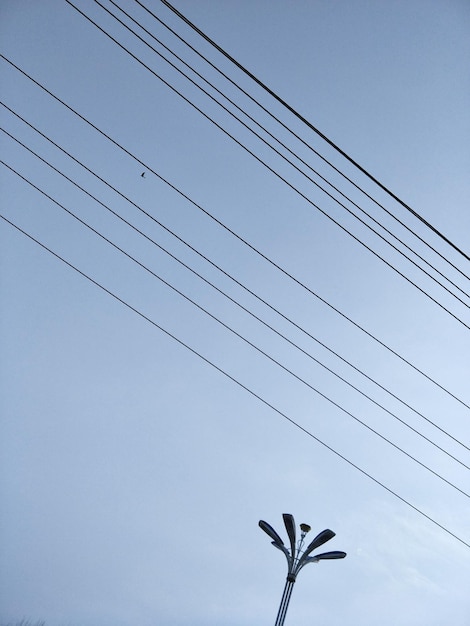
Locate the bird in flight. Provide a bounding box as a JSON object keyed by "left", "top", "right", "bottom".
{"left": 141, "top": 172, "right": 146, "bottom": 178}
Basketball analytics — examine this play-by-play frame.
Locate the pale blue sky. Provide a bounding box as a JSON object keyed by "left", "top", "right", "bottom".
{"left": 1, "top": 1, "right": 469, "bottom": 625}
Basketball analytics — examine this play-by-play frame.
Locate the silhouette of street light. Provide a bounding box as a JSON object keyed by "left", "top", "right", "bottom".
{"left": 259, "top": 513, "right": 346, "bottom": 626}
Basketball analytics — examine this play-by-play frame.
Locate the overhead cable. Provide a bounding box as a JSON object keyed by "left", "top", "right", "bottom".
{"left": 138, "top": 0, "right": 468, "bottom": 281}
{"left": 159, "top": 0, "right": 470, "bottom": 264}
{"left": 2, "top": 112, "right": 468, "bottom": 465}
{"left": 138, "top": 0, "right": 470, "bottom": 285}
{"left": 2, "top": 54, "right": 468, "bottom": 410}
{"left": 1, "top": 212, "right": 469, "bottom": 551}
{"left": 64, "top": 0, "right": 470, "bottom": 329}
{"left": 4, "top": 155, "right": 469, "bottom": 498}
{"left": 109, "top": 0, "right": 470, "bottom": 298}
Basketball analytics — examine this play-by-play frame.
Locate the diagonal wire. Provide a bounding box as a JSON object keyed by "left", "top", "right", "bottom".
{"left": 158, "top": 0, "right": 470, "bottom": 265}
{"left": 1, "top": 211, "right": 469, "bottom": 550}
{"left": 107, "top": 0, "right": 469, "bottom": 301}
{"left": 2, "top": 53, "right": 468, "bottom": 410}
{"left": 2, "top": 114, "right": 468, "bottom": 462}
{"left": 2, "top": 156, "right": 469, "bottom": 499}
{"left": 64, "top": 0, "right": 470, "bottom": 329}
{"left": 140, "top": 0, "right": 469, "bottom": 283}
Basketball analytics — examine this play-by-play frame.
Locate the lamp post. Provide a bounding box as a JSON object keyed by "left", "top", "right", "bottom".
{"left": 259, "top": 513, "right": 346, "bottom": 626}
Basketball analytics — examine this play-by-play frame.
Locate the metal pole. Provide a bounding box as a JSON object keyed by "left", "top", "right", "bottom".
{"left": 274, "top": 578, "right": 290, "bottom": 626}
{"left": 274, "top": 578, "right": 295, "bottom": 626}
{"left": 278, "top": 579, "right": 295, "bottom": 626}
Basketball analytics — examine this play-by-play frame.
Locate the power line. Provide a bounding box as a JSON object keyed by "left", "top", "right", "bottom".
{"left": 159, "top": 0, "right": 470, "bottom": 265}
{"left": 2, "top": 211, "right": 469, "bottom": 550}
{"left": 3, "top": 112, "right": 468, "bottom": 465}
{"left": 77, "top": 0, "right": 470, "bottom": 316}
{"left": 2, "top": 54, "right": 468, "bottom": 410}
{"left": 138, "top": 0, "right": 469, "bottom": 283}
{"left": 68, "top": 0, "right": 470, "bottom": 326}
{"left": 109, "top": 0, "right": 470, "bottom": 298}
{"left": 3, "top": 155, "right": 469, "bottom": 499}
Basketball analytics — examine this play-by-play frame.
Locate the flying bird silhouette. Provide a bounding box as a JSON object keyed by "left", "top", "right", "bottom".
{"left": 141, "top": 172, "right": 146, "bottom": 178}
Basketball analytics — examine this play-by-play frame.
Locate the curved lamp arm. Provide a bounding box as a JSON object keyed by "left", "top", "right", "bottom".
{"left": 295, "top": 528, "right": 335, "bottom": 572}
{"left": 259, "top": 520, "right": 285, "bottom": 546}
{"left": 282, "top": 514, "right": 297, "bottom": 561}
{"left": 298, "top": 550, "right": 347, "bottom": 572}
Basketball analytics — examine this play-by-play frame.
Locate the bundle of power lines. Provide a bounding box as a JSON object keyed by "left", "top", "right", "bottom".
{"left": 1, "top": 0, "right": 469, "bottom": 548}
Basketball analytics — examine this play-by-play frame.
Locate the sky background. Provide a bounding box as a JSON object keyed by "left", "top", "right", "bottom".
{"left": 1, "top": 1, "right": 469, "bottom": 625}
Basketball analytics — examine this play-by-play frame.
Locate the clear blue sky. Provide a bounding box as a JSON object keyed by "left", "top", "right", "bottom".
{"left": 1, "top": 1, "right": 469, "bottom": 625}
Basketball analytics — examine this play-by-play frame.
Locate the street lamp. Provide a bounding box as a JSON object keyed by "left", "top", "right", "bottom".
{"left": 259, "top": 513, "right": 346, "bottom": 626}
